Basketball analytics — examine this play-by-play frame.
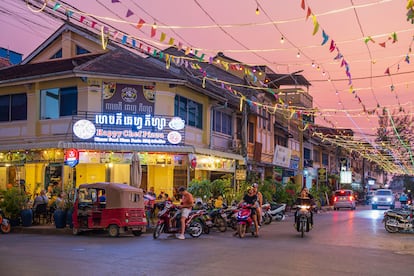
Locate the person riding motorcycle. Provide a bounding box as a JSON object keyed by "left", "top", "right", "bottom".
{"left": 234, "top": 186, "right": 259, "bottom": 237}
{"left": 252, "top": 183, "right": 263, "bottom": 226}
{"left": 294, "top": 187, "right": 315, "bottom": 229}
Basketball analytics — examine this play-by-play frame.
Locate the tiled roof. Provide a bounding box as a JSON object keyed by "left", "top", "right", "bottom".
{"left": 0, "top": 54, "right": 103, "bottom": 82}
{"left": 76, "top": 48, "right": 184, "bottom": 81}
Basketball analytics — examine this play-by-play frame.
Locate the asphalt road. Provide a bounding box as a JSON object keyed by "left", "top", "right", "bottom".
{"left": 1, "top": 205, "right": 413, "bottom": 276}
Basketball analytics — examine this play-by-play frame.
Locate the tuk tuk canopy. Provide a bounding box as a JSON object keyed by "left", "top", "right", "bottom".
{"left": 78, "top": 182, "right": 144, "bottom": 209}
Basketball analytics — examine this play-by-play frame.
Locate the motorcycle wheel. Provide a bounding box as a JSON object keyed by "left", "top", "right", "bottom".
{"left": 153, "top": 223, "right": 164, "bottom": 239}
{"left": 216, "top": 217, "right": 227, "bottom": 232}
{"left": 238, "top": 224, "right": 246, "bottom": 238}
{"left": 189, "top": 221, "right": 203, "bottom": 238}
{"left": 230, "top": 217, "right": 237, "bottom": 230}
{"left": 384, "top": 218, "right": 399, "bottom": 233}
{"left": 274, "top": 213, "right": 284, "bottom": 221}
{"left": 1, "top": 223, "right": 11, "bottom": 234}
{"left": 263, "top": 213, "right": 272, "bottom": 225}
{"left": 300, "top": 221, "right": 306, "bottom": 238}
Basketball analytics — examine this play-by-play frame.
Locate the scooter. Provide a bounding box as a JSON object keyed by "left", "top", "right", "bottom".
{"left": 383, "top": 205, "right": 414, "bottom": 233}
{"left": 153, "top": 201, "right": 204, "bottom": 239}
{"left": 0, "top": 208, "right": 11, "bottom": 234}
{"left": 236, "top": 203, "right": 258, "bottom": 238}
{"left": 269, "top": 202, "right": 286, "bottom": 221}
{"left": 294, "top": 199, "right": 313, "bottom": 238}
{"left": 261, "top": 203, "right": 272, "bottom": 225}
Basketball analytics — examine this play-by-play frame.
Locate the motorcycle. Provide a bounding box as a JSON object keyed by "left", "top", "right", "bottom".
{"left": 383, "top": 205, "right": 414, "bottom": 233}
{"left": 236, "top": 203, "right": 258, "bottom": 238}
{"left": 268, "top": 202, "right": 286, "bottom": 221}
{"left": 153, "top": 201, "right": 204, "bottom": 239}
{"left": 0, "top": 208, "right": 11, "bottom": 234}
{"left": 204, "top": 207, "right": 227, "bottom": 232}
{"left": 223, "top": 204, "right": 238, "bottom": 230}
{"left": 294, "top": 198, "right": 313, "bottom": 238}
{"left": 261, "top": 203, "right": 272, "bottom": 225}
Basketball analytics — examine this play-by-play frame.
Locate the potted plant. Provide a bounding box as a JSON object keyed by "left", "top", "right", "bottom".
{"left": 0, "top": 187, "right": 28, "bottom": 226}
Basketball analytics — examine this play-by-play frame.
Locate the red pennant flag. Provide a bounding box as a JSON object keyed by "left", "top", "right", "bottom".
{"left": 329, "top": 40, "right": 336, "bottom": 52}
{"left": 379, "top": 42, "right": 386, "bottom": 48}
{"left": 151, "top": 26, "right": 157, "bottom": 38}
{"left": 147, "top": 47, "right": 151, "bottom": 53}
{"left": 306, "top": 7, "right": 312, "bottom": 20}
{"left": 126, "top": 9, "right": 134, "bottom": 17}
{"left": 80, "top": 16, "right": 85, "bottom": 23}
{"left": 384, "top": 68, "right": 390, "bottom": 75}
{"left": 136, "top": 19, "right": 145, "bottom": 29}
{"left": 301, "top": 0, "right": 305, "bottom": 10}
{"left": 91, "top": 21, "right": 97, "bottom": 29}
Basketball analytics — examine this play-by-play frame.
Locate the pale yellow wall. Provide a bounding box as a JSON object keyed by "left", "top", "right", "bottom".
{"left": 111, "top": 164, "right": 130, "bottom": 184}
{"left": 76, "top": 163, "right": 106, "bottom": 186}
{"left": 0, "top": 167, "right": 7, "bottom": 190}
{"left": 148, "top": 165, "right": 174, "bottom": 197}
{"left": 24, "top": 163, "right": 46, "bottom": 197}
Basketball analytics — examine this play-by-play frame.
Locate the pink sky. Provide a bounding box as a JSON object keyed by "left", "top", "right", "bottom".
{"left": 1, "top": 0, "right": 414, "bottom": 141}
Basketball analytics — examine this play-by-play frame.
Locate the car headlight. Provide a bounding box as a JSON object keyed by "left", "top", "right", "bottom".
{"left": 372, "top": 197, "right": 378, "bottom": 202}
{"left": 386, "top": 197, "right": 391, "bottom": 202}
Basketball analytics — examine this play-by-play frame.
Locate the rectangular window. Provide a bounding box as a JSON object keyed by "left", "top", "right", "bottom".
{"left": 313, "top": 149, "right": 320, "bottom": 163}
{"left": 248, "top": 122, "right": 255, "bottom": 143}
{"left": 174, "top": 95, "right": 202, "bottom": 129}
{"left": 304, "top": 148, "right": 311, "bottom": 160}
{"left": 213, "top": 110, "right": 232, "bottom": 135}
{"left": 322, "top": 153, "right": 329, "bottom": 166}
{"left": 0, "top": 93, "right": 27, "bottom": 122}
{"left": 40, "top": 87, "right": 78, "bottom": 119}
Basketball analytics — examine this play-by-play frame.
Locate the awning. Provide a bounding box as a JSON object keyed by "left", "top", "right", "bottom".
{"left": 193, "top": 146, "right": 245, "bottom": 161}
{"left": 0, "top": 141, "right": 245, "bottom": 161}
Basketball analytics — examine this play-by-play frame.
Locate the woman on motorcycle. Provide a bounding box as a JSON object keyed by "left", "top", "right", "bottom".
{"left": 294, "top": 187, "right": 314, "bottom": 228}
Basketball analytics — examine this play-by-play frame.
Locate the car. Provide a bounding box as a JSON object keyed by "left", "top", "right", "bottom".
{"left": 365, "top": 191, "right": 376, "bottom": 205}
{"left": 333, "top": 190, "right": 356, "bottom": 210}
{"left": 371, "top": 189, "right": 395, "bottom": 209}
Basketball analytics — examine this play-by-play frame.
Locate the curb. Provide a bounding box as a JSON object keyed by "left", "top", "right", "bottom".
{"left": 11, "top": 226, "right": 155, "bottom": 235}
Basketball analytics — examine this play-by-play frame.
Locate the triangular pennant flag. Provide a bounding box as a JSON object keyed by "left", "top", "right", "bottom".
{"left": 407, "top": 0, "right": 413, "bottom": 9}
{"left": 178, "top": 42, "right": 183, "bottom": 50}
{"left": 53, "top": 3, "right": 61, "bottom": 11}
{"left": 91, "top": 21, "right": 97, "bottom": 29}
{"left": 185, "top": 47, "right": 191, "bottom": 55}
{"left": 66, "top": 10, "right": 74, "bottom": 18}
{"left": 321, "top": 30, "right": 329, "bottom": 45}
{"left": 126, "top": 9, "right": 134, "bottom": 18}
{"left": 160, "top": 32, "right": 166, "bottom": 42}
{"left": 329, "top": 40, "right": 336, "bottom": 52}
{"left": 340, "top": 59, "right": 346, "bottom": 67}
{"left": 121, "top": 35, "right": 127, "bottom": 44}
{"left": 80, "top": 16, "right": 86, "bottom": 23}
{"left": 334, "top": 52, "right": 343, "bottom": 60}
{"left": 132, "top": 39, "right": 136, "bottom": 48}
{"left": 364, "top": 36, "right": 375, "bottom": 44}
{"left": 112, "top": 0, "right": 120, "bottom": 3}
{"left": 306, "top": 7, "right": 312, "bottom": 20}
{"left": 384, "top": 67, "right": 390, "bottom": 75}
{"left": 168, "top": 38, "right": 175, "bottom": 45}
{"left": 405, "top": 54, "right": 410, "bottom": 63}
{"left": 151, "top": 26, "right": 157, "bottom": 38}
{"left": 312, "top": 15, "right": 319, "bottom": 35}
{"left": 136, "top": 19, "right": 145, "bottom": 29}
{"left": 379, "top": 42, "right": 386, "bottom": 48}
{"left": 391, "top": 32, "right": 397, "bottom": 43}
{"left": 199, "top": 53, "right": 205, "bottom": 61}
{"left": 301, "top": 0, "right": 305, "bottom": 10}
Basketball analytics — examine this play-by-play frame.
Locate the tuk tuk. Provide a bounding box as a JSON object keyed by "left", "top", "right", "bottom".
{"left": 72, "top": 182, "right": 146, "bottom": 237}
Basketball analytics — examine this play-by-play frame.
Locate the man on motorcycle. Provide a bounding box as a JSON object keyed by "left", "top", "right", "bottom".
{"left": 177, "top": 186, "right": 194, "bottom": 240}
{"left": 234, "top": 187, "right": 259, "bottom": 237}
{"left": 294, "top": 187, "right": 314, "bottom": 229}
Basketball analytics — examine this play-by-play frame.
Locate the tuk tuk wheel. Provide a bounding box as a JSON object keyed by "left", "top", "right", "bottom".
{"left": 72, "top": 227, "right": 80, "bottom": 235}
{"left": 132, "top": 230, "right": 142, "bottom": 236}
{"left": 108, "top": 224, "right": 120, "bottom": 237}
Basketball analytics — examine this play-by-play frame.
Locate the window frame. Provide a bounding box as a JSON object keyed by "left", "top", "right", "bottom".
{"left": 212, "top": 109, "right": 232, "bottom": 136}
{"left": 40, "top": 86, "right": 78, "bottom": 120}
{"left": 0, "top": 93, "right": 27, "bottom": 122}
{"left": 174, "top": 95, "right": 203, "bottom": 129}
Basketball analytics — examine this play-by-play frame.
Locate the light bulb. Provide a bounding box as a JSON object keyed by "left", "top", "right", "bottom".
{"left": 256, "top": 7, "right": 260, "bottom": 15}
{"left": 152, "top": 22, "right": 157, "bottom": 29}
{"left": 311, "top": 62, "right": 316, "bottom": 68}
{"left": 296, "top": 52, "right": 300, "bottom": 58}
{"left": 280, "top": 37, "right": 284, "bottom": 44}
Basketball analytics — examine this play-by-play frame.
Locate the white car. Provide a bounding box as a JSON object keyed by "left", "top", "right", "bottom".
{"left": 371, "top": 189, "right": 395, "bottom": 209}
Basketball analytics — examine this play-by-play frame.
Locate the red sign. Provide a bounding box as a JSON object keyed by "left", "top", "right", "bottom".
{"left": 64, "top": 148, "right": 79, "bottom": 167}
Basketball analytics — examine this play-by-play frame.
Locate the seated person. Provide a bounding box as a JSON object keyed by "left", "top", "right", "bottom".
{"left": 294, "top": 187, "right": 315, "bottom": 228}
{"left": 33, "top": 190, "right": 49, "bottom": 210}
{"left": 99, "top": 190, "right": 106, "bottom": 203}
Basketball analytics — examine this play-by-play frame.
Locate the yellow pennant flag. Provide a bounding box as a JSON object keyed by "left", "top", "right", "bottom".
{"left": 202, "top": 77, "right": 206, "bottom": 88}
{"left": 312, "top": 15, "right": 319, "bottom": 35}
{"left": 165, "top": 54, "right": 171, "bottom": 70}
{"left": 239, "top": 96, "right": 245, "bottom": 112}
{"left": 168, "top": 38, "right": 175, "bottom": 45}
{"left": 160, "top": 32, "right": 166, "bottom": 42}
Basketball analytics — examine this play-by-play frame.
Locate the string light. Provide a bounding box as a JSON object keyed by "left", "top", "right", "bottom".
{"left": 280, "top": 37, "right": 284, "bottom": 44}
{"left": 255, "top": 7, "right": 260, "bottom": 15}
{"left": 152, "top": 22, "right": 157, "bottom": 29}
{"left": 296, "top": 52, "right": 301, "bottom": 58}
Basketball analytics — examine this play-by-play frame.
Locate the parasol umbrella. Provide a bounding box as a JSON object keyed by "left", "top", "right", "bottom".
{"left": 130, "top": 151, "right": 142, "bottom": 188}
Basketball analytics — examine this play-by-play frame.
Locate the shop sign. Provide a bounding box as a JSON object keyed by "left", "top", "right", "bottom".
{"left": 72, "top": 113, "right": 185, "bottom": 145}
{"left": 273, "top": 145, "right": 291, "bottom": 168}
{"left": 103, "top": 83, "right": 155, "bottom": 115}
{"left": 192, "top": 154, "right": 235, "bottom": 172}
{"left": 64, "top": 149, "right": 79, "bottom": 167}
{"left": 235, "top": 169, "right": 246, "bottom": 180}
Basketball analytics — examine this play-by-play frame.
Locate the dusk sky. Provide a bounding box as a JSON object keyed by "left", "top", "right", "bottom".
{"left": 1, "top": 0, "right": 414, "bottom": 141}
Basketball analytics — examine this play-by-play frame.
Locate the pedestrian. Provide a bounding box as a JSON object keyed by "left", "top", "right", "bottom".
{"left": 176, "top": 186, "right": 194, "bottom": 240}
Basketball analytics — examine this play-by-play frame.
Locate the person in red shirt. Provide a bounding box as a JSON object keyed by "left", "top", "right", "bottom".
{"left": 177, "top": 186, "right": 194, "bottom": 240}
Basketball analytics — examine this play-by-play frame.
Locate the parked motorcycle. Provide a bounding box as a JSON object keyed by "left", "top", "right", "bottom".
{"left": 236, "top": 203, "right": 258, "bottom": 238}
{"left": 268, "top": 202, "right": 286, "bottom": 221}
{"left": 223, "top": 205, "right": 238, "bottom": 230}
{"left": 0, "top": 208, "right": 11, "bottom": 234}
{"left": 153, "top": 201, "right": 204, "bottom": 239}
{"left": 261, "top": 203, "right": 272, "bottom": 225}
{"left": 294, "top": 198, "right": 313, "bottom": 238}
{"left": 204, "top": 207, "right": 227, "bottom": 232}
{"left": 383, "top": 205, "right": 414, "bottom": 233}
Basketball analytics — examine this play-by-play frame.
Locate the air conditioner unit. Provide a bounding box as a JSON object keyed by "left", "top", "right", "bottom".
{"left": 231, "top": 139, "right": 241, "bottom": 149}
